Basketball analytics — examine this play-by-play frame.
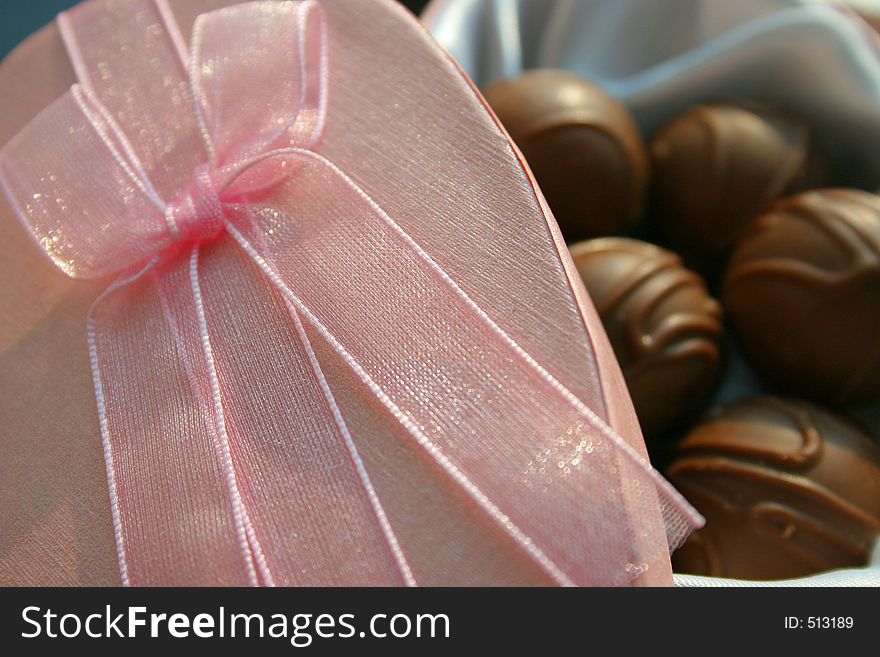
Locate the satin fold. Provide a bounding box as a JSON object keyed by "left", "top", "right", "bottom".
{"left": 0, "top": 0, "right": 701, "bottom": 585}
{"left": 423, "top": 0, "right": 880, "bottom": 188}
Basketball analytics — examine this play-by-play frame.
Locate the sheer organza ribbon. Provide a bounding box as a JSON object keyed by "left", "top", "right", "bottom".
{"left": 0, "top": 0, "right": 700, "bottom": 586}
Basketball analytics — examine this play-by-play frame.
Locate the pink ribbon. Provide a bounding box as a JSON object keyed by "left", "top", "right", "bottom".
{"left": 0, "top": 0, "right": 700, "bottom": 586}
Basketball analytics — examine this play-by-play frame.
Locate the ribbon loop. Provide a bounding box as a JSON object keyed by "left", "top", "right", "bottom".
{"left": 59, "top": 0, "right": 206, "bottom": 204}
{"left": 191, "top": 0, "right": 327, "bottom": 167}
{"left": 0, "top": 86, "right": 173, "bottom": 279}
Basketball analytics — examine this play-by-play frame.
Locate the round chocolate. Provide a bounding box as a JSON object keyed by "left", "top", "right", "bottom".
{"left": 722, "top": 188, "right": 880, "bottom": 405}
{"left": 481, "top": 69, "right": 648, "bottom": 241}
{"left": 668, "top": 396, "right": 880, "bottom": 580}
{"left": 650, "top": 104, "right": 811, "bottom": 268}
{"left": 570, "top": 238, "right": 723, "bottom": 439}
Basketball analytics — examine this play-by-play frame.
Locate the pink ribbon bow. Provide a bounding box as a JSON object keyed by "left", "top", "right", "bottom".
{"left": 0, "top": 0, "right": 700, "bottom": 586}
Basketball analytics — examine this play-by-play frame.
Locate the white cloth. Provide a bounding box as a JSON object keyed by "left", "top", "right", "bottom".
{"left": 674, "top": 542, "right": 880, "bottom": 586}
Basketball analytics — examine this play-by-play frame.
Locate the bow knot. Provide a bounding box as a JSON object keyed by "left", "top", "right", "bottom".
{"left": 166, "top": 164, "right": 226, "bottom": 244}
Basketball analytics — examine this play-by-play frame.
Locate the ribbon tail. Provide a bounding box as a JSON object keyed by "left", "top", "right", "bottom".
{"left": 227, "top": 148, "right": 703, "bottom": 586}
{"left": 185, "top": 245, "right": 265, "bottom": 586}
{"left": 86, "top": 256, "right": 256, "bottom": 586}
{"left": 87, "top": 238, "right": 413, "bottom": 585}
{"left": 276, "top": 293, "right": 417, "bottom": 587}
{"left": 158, "top": 236, "right": 414, "bottom": 585}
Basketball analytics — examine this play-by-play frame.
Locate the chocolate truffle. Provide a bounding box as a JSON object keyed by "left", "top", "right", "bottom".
{"left": 482, "top": 69, "right": 648, "bottom": 241}
{"left": 723, "top": 189, "right": 880, "bottom": 405}
{"left": 668, "top": 396, "right": 880, "bottom": 580}
{"left": 570, "top": 238, "right": 723, "bottom": 439}
{"left": 650, "top": 105, "right": 812, "bottom": 268}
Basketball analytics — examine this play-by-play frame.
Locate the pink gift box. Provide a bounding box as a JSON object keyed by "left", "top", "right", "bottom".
{"left": 0, "top": 0, "right": 696, "bottom": 586}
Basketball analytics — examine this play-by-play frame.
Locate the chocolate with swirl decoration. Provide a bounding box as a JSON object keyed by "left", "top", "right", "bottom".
{"left": 650, "top": 104, "right": 816, "bottom": 276}
{"left": 570, "top": 238, "right": 723, "bottom": 440}
{"left": 668, "top": 396, "right": 880, "bottom": 580}
{"left": 723, "top": 189, "right": 880, "bottom": 405}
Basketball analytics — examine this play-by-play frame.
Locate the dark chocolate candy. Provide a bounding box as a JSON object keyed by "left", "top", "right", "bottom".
{"left": 482, "top": 69, "right": 648, "bottom": 241}
{"left": 668, "top": 396, "right": 880, "bottom": 580}
{"left": 650, "top": 104, "right": 812, "bottom": 270}
{"left": 723, "top": 188, "right": 880, "bottom": 405}
{"left": 570, "top": 238, "right": 723, "bottom": 439}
